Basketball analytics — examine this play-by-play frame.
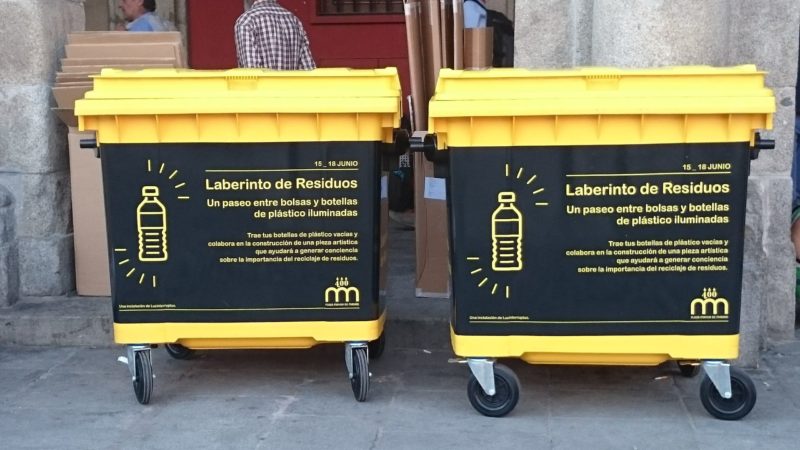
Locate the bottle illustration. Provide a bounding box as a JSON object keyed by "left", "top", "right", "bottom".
{"left": 137, "top": 186, "right": 168, "bottom": 262}
{"left": 491, "top": 191, "right": 523, "bottom": 272}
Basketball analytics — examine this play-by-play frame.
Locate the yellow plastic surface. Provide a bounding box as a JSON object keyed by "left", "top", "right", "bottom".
{"left": 76, "top": 68, "right": 402, "bottom": 144}
{"left": 429, "top": 65, "right": 774, "bottom": 148}
{"left": 114, "top": 313, "right": 386, "bottom": 349}
{"left": 451, "top": 328, "right": 738, "bottom": 365}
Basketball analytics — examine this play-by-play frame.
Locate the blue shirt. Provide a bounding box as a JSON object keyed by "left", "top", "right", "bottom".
{"left": 464, "top": 0, "right": 487, "bottom": 28}
{"left": 127, "top": 12, "right": 173, "bottom": 32}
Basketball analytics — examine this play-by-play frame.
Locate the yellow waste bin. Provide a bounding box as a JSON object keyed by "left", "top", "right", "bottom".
{"left": 76, "top": 68, "right": 405, "bottom": 404}
{"left": 416, "top": 66, "right": 775, "bottom": 419}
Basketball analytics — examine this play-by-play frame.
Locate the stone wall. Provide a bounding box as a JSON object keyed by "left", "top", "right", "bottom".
{"left": 0, "top": 0, "right": 86, "bottom": 300}
{"left": 85, "top": 0, "right": 109, "bottom": 31}
{"left": 0, "top": 186, "right": 18, "bottom": 307}
{"left": 515, "top": 0, "right": 800, "bottom": 366}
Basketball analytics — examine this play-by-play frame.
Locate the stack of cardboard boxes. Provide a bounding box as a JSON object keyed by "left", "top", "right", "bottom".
{"left": 53, "top": 31, "right": 186, "bottom": 296}
{"left": 404, "top": 0, "right": 494, "bottom": 298}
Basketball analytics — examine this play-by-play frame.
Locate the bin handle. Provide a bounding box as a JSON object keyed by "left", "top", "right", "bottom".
{"left": 79, "top": 139, "right": 100, "bottom": 159}
{"left": 751, "top": 132, "right": 774, "bottom": 160}
{"left": 410, "top": 132, "right": 448, "bottom": 164}
{"left": 387, "top": 128, "right": 410, "bottom": 157}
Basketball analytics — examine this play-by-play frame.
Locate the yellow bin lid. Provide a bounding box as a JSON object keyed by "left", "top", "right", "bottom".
{"left": 76, "top": 68, "right": 402, "bottom": 144}
{"left": 429, "top": 65, "right": 775, "bottom": 148}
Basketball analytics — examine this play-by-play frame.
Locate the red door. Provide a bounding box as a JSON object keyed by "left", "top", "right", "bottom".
{"left": 186, "top": 0, "right": 242, "bottom": 69}
{"left": 187, "top": 0, "right": 410, "bottom": 97}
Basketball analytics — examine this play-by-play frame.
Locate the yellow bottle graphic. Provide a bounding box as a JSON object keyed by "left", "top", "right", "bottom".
{"left": 137, "top": 186, "right": 168, "bottom": 262}
{"left": 491, "top": 191, "right": 523, "bottom": 272}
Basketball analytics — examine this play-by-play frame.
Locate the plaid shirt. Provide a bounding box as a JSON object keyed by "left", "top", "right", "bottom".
{"left": 235, "top": 0, "right": 316, "bottom": 70}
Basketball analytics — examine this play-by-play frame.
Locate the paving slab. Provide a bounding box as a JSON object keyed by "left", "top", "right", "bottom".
{"left": 1, "top": 341, "right": 798, "bottom": 450}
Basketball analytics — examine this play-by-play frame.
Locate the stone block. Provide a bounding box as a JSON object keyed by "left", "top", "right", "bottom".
{"left": 572, "top": 0, "right": 593, "bottom": 66}
{"left": 156, "top": 0, "right": 176, "bottom": 21}
{"left": 0, "top": 171, "right": 72, "bottom": 238}
{"left": 751, "top": 87, "right": 796, "bottom": 176}
{"left": 740, "top": 178, "right": 768, "bottom": 367}
{"left": 0, "top": 185, "right": 13, "bottom": 243}
{"left": 0, "top": 0, "right": 85, "bottom": 85}
{"left": 591, "top": 0, "right": 729, "bottom": 67}
{"left": 0, "top": 297, "right": 113, "bottom": 346}
{"left": 18, "top": 234, "right": 75, "bottom": 297}
{"left": 762, "top": 176, "right": 796, "bottom": 341}
{"left": 0, "top": 84, "right": 68, "bottom": 174}
{"left": 0, "top": 185, "right": 16, "bottom": 307}
{"left": 514, "top": 0, "right": 574, "bottom": 68}
{"left": 0, "top": 243, "right": 19, "bottom": 307}
{"left": 84, "top": 0, "right": 110, "bottom": 31}
{"left": 728, "top": 0, "right": 800, "bottom": 88}
{"left": 175, "top": 0, "right": 188, "bottom": 38}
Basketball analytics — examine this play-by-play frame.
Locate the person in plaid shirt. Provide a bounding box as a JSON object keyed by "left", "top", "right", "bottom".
{"left": 235, "top": 0, "right": 316, "bottom": 70}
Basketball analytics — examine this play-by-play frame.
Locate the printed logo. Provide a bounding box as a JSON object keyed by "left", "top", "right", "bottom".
{"left": 690, "top": 287, "right": 729, "bottom": 319}
{"left": 325, "top": 277, "right": 360, "bottom": 306}
{"left": 114, "top": 159, "right": 190, "bottom": 289}
{"left": 137, "top": 186, "right": 169, "bottom": 262}
{"left": 465, "top": 163, "right": 549, "bottom": 299}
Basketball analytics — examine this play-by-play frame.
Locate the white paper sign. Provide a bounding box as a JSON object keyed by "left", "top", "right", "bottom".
{"left": 424, "top": 177, "right": 447, "bottom": 200}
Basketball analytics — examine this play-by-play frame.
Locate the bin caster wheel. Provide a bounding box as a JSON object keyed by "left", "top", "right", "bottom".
{"left": 700, "top": 367, "right": 756, "bottom": 420}
{"left": 368, "top": 333, "right": 385, "bottom": 360}
{"left": 133, "top": 350, "right": 153, "bottom": 405}
{"left": 165, "top": 343, "right": 194, "bottom": 360}
{"left": 350, "top": 347, "right": 370, "bottom": 402}
{"left": 677, "top": 361, "right": 700, "bottom": 378}
{"left": 467, "top": 363, "right": 520, "bottom": 417}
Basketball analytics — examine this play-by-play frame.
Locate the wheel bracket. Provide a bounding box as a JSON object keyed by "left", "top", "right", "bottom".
{"left": 467, "top": 358, "right": 496, "bottom": 396}
{"left": 345, "top": 342, "right": 368, "bottom": 379}
{"left": 124, "top": 344, "right": 151, "bottom": 382}
{"left": 702, "top": 360, "right": 732, "bottom": 399}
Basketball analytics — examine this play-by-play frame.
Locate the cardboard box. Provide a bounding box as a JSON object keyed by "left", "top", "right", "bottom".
{"left": 53, "top": 86, "right": 92, "bottom": 109}
{"left": 56, "top": 72, "right": 99, "bottom": 83}
{"left": 439, "top": 0, "right": 454, "bottom": 69}
{"left": 464, "top": 28, "right": 494, "bottom": 70}
{"left": 67, "top": 31, "right": 182, "bottom": 45}
{"left": 453, "top": 0, "right": 465, "bottom": 70}
{"left": 65, "top": 43, "right": 181, "bottom": 61}
{"left": 61, "top": 57, "right": 178, "bottom": 67}
{"left": 404, "top": 0, "right": 427, "bottom": 131}
{"left": 67, "top": 128, "right": 111, "bottom": 296}
{"left": 406, "top": 1, "right": 451, "bottom": 298}
{"left": 61, "top": 63, "right": 175, "bottom": 73}
{"left": 53, "top": 108, "right": 79, "bottom": 127}
{"left": 421, "top": 0, "right": 443, "bottom": 99}
{"left": 67, "top": 31, "right": 186, "bottom": 67}
{"left": 414, "top": 153, "right": 450, "bottom": 298}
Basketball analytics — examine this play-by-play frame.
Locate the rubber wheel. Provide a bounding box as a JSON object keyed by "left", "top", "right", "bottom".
{"left": 165, "top": 343, "right": 194, "bottom": 360}
{"left": 350, "top": 347, "right": 370, "bottom": 402}
{"left": 677, "top": 361, "right": 700, "bottom": 378}
{"left": 467, "top": 363, "right": 520, "bottom": 417}
{"left": 700, "top": 367, "right": 757, "bottom": 420}
{"left": 367, "top": 333, "right": 386, "bottom": 360}
{"left": 132, "top": 350, "right": 153, "bottom": 405}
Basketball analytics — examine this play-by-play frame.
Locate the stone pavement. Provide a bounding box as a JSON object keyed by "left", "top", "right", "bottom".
{"left": 1, "top": 226, "right": 799, "bottom": 449}
{"left": 1, "top": 332, "right": 799, "bottom": 450}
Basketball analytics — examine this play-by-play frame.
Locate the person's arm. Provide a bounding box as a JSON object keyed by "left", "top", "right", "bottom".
{"left": 127, "top": 16, "right": 155, "bottom": 32}
{"left": 298, "top": 27, "right": 316, "bottom": 70}
{"left": 235, "top": 21, "right": 262, "bottom": 68}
